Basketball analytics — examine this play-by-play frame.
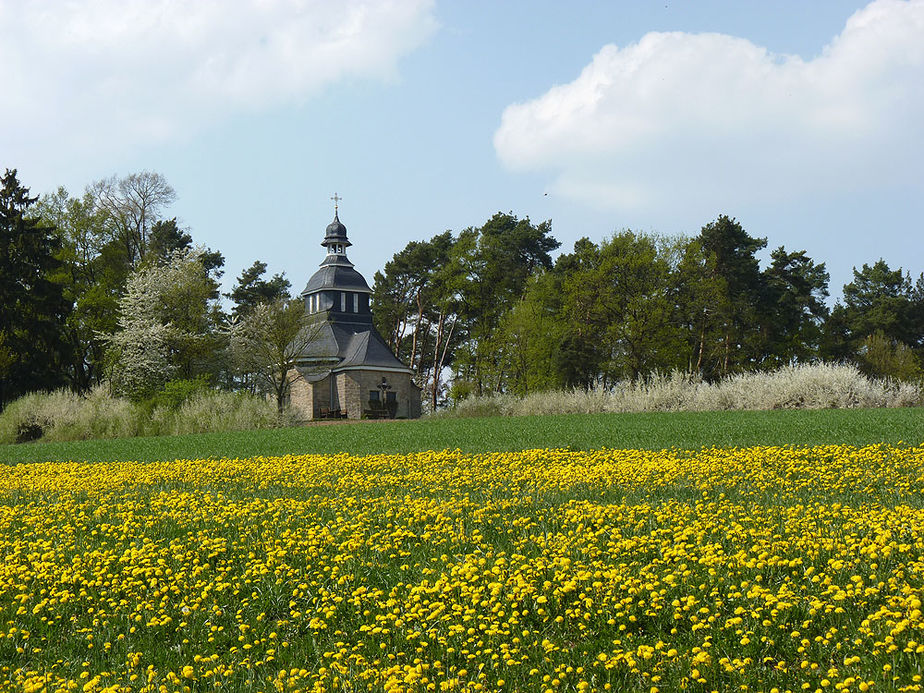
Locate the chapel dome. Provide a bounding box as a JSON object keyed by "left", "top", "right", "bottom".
{"left": 323, "top": 214, "right": 350, "bottom": 247}
{"left": 301, "top": 264, "right": 371, "bottom": 295}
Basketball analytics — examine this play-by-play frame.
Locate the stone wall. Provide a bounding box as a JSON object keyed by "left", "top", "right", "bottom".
{"left": 287, "top": 371, "right": 313, "bottom": 420}
{"left": 337, "top": 370, "right": 421, "bottom": 419}
{"left": 335, "top": 372, "right": 359, "bottom": 418}
{"left": 286, "top": 368, "right": 422, "bottom": 419}
{"left": 287, "top": 370, "right": 334, "bottom": 420}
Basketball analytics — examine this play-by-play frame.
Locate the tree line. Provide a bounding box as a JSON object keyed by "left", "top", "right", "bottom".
{"left": 0, "top": 169, "right": 299, "bottom": 411}
{"left": 372, "top": 213, "right": 924, "bottom": 407}
{"left": 2, "top": 167, "right": 923, "bottom": 413}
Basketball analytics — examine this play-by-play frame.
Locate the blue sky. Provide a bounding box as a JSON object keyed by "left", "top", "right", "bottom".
{"left": 4, "top": 0, "right": 922, "bottom": 302}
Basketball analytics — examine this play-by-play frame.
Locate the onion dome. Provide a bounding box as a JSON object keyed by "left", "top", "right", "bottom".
{"left": 322, "top": 213, "right": 351, "bottom": 249}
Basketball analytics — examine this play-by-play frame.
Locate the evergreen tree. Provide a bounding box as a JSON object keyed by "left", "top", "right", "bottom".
{"left": 760, "top": 247, "right": 830, "bottom": 366}
{"left": 697, "top": 215, "right": 767, "bottom": 377}
{"left": 823, "top": 260, "right": 922, "bottom": 377}
{"left": 372, "top": 231, "right": 461, "bottom": 409}
{"left": 452, "top": 213, "right": 559, "bottom": 393}
{"left": 0, "top": 170, "right": 72, "bottom": 408}
{"left": 227, "top": 261, "right": 291, "bottom": 317}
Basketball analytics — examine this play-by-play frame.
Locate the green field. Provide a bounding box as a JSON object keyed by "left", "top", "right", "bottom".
{"left": 1, "top": 406, "right": 922, "bottom": 463}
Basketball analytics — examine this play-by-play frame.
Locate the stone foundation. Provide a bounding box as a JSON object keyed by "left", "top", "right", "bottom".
{"left": 287, "top": 368, "right": 421, "bottom": 419}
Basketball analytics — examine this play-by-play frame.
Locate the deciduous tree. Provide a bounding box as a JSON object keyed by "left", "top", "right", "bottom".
{"left": 105, "top": 247, "right": 223, "bottom": 400}
{"left": 89, "top": 171, "right": 176, "bottom": 270}
{"left": 226, "top": 299, "right": 328, "bottom": 414}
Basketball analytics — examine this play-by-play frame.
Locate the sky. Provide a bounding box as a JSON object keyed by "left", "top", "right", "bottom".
{"left": 3, "top": 0, "right": 923, "bottom": 303}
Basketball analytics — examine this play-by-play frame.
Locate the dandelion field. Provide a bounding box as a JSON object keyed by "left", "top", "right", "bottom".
{"left": 2, "top": 444, "right": 924, "bottom": 692}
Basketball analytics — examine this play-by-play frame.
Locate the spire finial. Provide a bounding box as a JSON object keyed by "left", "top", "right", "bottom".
{"left": 331, "top": 193, "right": 341, "bottom": 216}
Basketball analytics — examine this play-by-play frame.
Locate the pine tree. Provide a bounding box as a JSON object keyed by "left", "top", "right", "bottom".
{"left": 0, "top": 169, "right": 72, "bottom": 408}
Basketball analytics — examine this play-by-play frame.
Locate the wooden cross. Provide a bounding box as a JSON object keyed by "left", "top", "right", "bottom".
{"left": 331, "top": 193, "right": 342, "bottom": 215}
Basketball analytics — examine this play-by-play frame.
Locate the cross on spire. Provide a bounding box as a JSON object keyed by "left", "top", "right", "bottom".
{"left": 331, "top": 193, "right": 342, "bottom": 216}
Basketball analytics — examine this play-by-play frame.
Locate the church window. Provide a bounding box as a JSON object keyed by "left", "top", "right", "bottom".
{"left": 353, "top": 293, "right": 359, "bottom": 312}
{"left": 341, "top": 292, "right": 347, "bottom": 312}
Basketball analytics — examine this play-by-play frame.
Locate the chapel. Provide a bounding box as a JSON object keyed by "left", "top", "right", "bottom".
{"left": 287, "top": 200, "right": 421, "bottom": 419}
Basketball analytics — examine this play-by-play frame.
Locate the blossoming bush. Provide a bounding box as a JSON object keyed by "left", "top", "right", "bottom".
{"left": 1, "top": 445, "right": 923, "bottom": 691}
{"left": 445, "top": 363, "right": 924, "bottom": 418}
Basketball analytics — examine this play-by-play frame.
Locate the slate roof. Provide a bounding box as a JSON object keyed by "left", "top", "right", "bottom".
{"left": 337, "top": 329, "right": 409, "bottom": 370}
{"left": 300, "top": 262, "right": 371, "bottom": 295}
{"left": 323, "top": 213, "right": 350, "bottom": 246}
{"left": 296, "top": 321, "right": 411, "bottom": 375}
{"left": 296, "top": 211, "right": 412, "bottom": 376}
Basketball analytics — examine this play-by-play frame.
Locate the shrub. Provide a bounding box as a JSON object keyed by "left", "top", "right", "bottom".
{"left": 147, "top": 377, "right": 213, "bottom": 412}
{"left": 0, "top": 386, "right": 292, "bottom": 444}
{"left": 0, "top": 387, "right": 141, "bottom": 444}
{"left": 434, "top": 363, "right": 924, "bottom": 418}
{"left": 155, "top": 390, "right": 288, "bottom": 436}
{"left": 858, "top": 332, "right": 922, "bottom": 382}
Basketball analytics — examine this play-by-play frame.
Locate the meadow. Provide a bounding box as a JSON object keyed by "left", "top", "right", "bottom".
{"left": 1, "top": 406, "right": 923, "bottom": 464}
{"left": 2, "top": 444, "right": 924, "bottom": 692}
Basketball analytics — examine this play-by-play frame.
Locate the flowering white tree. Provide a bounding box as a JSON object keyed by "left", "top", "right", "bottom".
{"left": 105, "top": 247, "right": 220, "bottom": 400}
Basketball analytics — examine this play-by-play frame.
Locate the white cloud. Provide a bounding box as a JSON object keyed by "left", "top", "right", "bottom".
{"left": 494, "top": 0, "right": 924, "bottom": 214}
{"left": 1, "top": 0, "right": 436, "bottom": 162}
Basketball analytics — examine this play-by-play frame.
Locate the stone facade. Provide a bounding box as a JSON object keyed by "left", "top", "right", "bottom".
{"left": 288, "top": 370, "right": 421, "bottom": 420}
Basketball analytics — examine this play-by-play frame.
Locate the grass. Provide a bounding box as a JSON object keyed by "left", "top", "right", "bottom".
{"left": 1, "top": 406, "right": 922, "bottom": 464}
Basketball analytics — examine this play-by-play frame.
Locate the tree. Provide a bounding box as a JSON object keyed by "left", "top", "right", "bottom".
{"left": 494, "top": 270, "right": 566, "bottom": 395}
{"left": 451, "top": 213, "right": 559, "bottom": 393}
{"left": 35, "top": 186, "right": 116, "bottom": 391}
{"left": 697, "top": 215, "right": 767, "bottom": 376}
{"left": 760, "top": 247, "right": 829, "bottom": 366}
{"left": 35, "top": 178, "right": 222, "bottom": 392}
{"left": 148, "top": 218, "right": 225, "bottom": 275}
{"left": 89, "top": 171, "right": 176, "bottom": 270}
{"left": 575, "top": 231, "right": 679, "bottom": 382}
{"left": 0, "top": 169, "right": 72, "bottom": 408}
{"left": 824, "top": 260, "right": 920, "bottom": 365}
{"left": 372, "top": 231, "right": 460, "bottom": 408}
{"left": 841, "top": 260, "right": 915, "bottom": 343}
{"left": 226, "top": 299, "right": 328, "bottom": 413}
{"left": 665, "top": 237, "right": 724, "bottom": 376}
{"left": 228, "top": 261, "right": 292, "bottom": 317}
{"left": 858, "top": 331, "right": 922, "bottom": 381}
{"left": 105, "top": 247, "right": 223, "bottom": 400}
{"left": 549, "top": 238, "right": 606, "bottom": 388}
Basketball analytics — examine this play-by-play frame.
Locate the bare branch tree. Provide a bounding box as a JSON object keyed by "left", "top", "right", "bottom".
{"left": 89, "top": 171, "right": 176, "bottom": 268}
{"left": 227, "top": 299, "right": 330, "bottom": 414}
